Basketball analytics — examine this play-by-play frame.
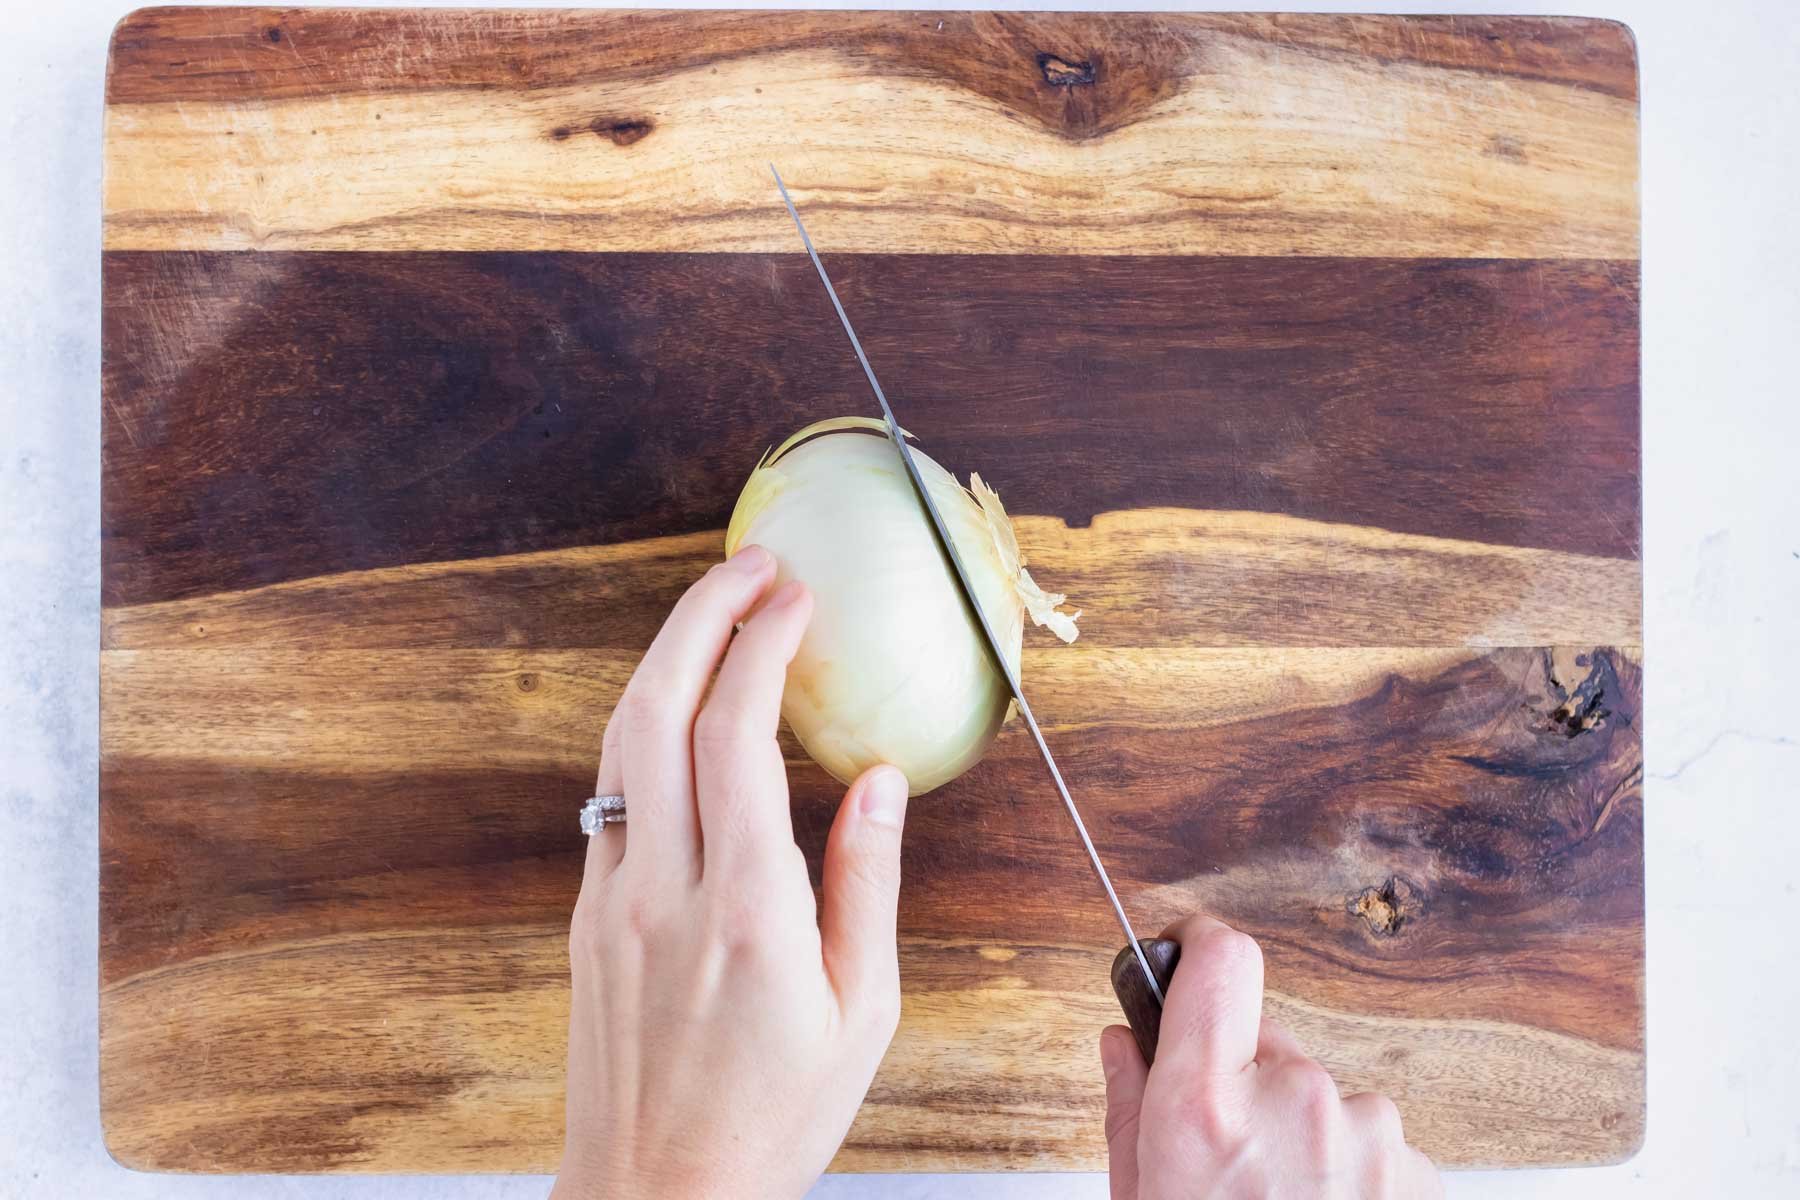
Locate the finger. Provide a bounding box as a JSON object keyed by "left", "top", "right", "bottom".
{"left": 1343, "top": 1091, "right": 1405, "bottom": 1142}
{"left": 1404, "top": 1147, "right": 1445, "bottom": 1198}
{"left": 1100, "top": 1025, "right": 1148, "bottom": 1200}
{"left": 819, "top": 764, "right": 909, "bottom": 1019}
{"left": 583, "top": 710, "right": 627, "bottom": 883}
{"left": 1154, "top": 912, "right": 1266, "bottom": 1077}
{"left": 694, "top": 580, "right": 811, "bottom": 877}
{"left": 1343, "top": 1093, "right": 1416, "bottom": 1199}
{"left": 1259, "top": 1056, "right": 1344, "bottom": 1165}
{"left": 616, "top": 546, "right": 777, "bottom": 874}
{"left": 1254, "top": 1016, "right": 1307, "bottom": 1065}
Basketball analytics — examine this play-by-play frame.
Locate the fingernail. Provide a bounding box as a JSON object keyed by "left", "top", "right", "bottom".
{"left": 725, "top": 544, "right": 770, "bottom": 574}
{"left": 860, "top": 765, "right": 909, "bottom": 829}
{"left": 1100, "top": 1028, "right": 1126, "bottom": 1082}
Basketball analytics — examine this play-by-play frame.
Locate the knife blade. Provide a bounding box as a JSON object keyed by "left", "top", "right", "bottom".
{"left": 770, "top": 165, "right": 1176, "bottom": 1043}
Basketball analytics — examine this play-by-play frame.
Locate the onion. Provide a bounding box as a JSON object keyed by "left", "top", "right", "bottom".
{"left": 725, "top": 417, "right": 1079, "bottom": 795}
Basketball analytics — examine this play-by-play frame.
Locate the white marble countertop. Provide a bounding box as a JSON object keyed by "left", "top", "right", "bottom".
{"left": 4, "top": 1, "right": 1796, "bottom": 1195}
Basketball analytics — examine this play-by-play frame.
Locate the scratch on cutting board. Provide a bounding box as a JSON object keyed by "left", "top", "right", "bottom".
{"left": 104, "top": 392, "right": 143, "bottom": 451}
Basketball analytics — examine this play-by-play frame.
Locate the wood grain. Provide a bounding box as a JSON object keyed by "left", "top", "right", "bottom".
{"left": 98, "top": 935, "right": 1648, "bottom": 1180}
{"left": 100, "top": 7, "right": 1644, "bottom": 1175}
{"left": 100, "top": 929, "right": 1643, "bottom": 1173}
{"left": 102, "top": 251, "right": 1640, "bottom": 607}
{"left": 103, "top": 644, "right": 1642, "bottom": 1170}
{"left": 103, "top": 10, "right": 1638, "bottom": 256}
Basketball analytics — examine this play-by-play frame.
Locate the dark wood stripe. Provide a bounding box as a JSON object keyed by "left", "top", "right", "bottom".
{"left": 102, "top": 646, "right": 1642, "bottom": 1051}
{"left": 101, "top": 251, "right": 1639, "bottom": 606}
{"left": 99, "top": 763, "right": 585, "bottom": 985}
{"left": 106, "top": 10, "right": 1638, "bottom": 114}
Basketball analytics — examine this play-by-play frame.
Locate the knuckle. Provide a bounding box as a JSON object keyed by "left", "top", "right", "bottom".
{"left": 841, "top": 844, "right": 900, "bottom": 895}
{"left": 610, "top": 690, "right": 668, "bottom": 741}
{"left": 1275, "top": 1059, "right": 1340, "bottom": 1126}
{"left": 1155, "top": 1076, "right": 1238, "bottom": 1146}
{"left": 709, "top": 813, "right": 805, "bottom": 896}
{"left": 692, "top": 699, "right": 755, "bottom": 749}
{"left": 1207, "top": 928, "right": 1263, "bottom": 976}
{"left": 1178, "top": 920, "right": 1262, "bottom": 980}
{"left": 1300, "top": 1066, "right": 1339, "bottom": 1112}
{"left": 1355, "top": 1092, "right": 1404, "bottom": 1136}
{"left": 703, "top": 795, "right": 757, "bottom": 860}
{"left": 1103, "top": 1097, "right": 1142, "bottom": 1148}
{"left": 706, "top": 868, "right": 816, "bottom": 956}
{"left": 571, "top": 881, "right": 629, "bottom": 949}
{"left": 618, "top": 892, "right": 663, "bottom": 942}
{"left": 688, "top": 563, "right": 746, "bottom": 610}
{"left": 702, "top": 896, "right": 763, "bottom": 950}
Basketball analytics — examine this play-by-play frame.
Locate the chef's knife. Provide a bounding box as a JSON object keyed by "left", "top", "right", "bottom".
{"left": 771, "top": 165, "right": 1180, "bottom": 1063}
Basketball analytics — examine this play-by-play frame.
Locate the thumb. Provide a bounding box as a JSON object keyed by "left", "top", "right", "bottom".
{"left": 1101, "top": 1025, "right": 1149, "bottom": 1200}
{"left": 820, "top": 764, "right": 909, "bottom": 1022}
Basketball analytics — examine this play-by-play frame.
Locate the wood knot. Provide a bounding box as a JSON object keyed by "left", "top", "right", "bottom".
{"left": 266, "top": 26, "right": 282, "bottom": 44}
{"left": 1351, "top": 876, "right": 1420, "bottom": 937}
{"left": 552, "top": 119, "right": 655, "bottom": 146}
{"left": 1038, "top": 53, "right": 1095, "bottom": 87}
{"left": 515, "top": 672, "right": 538, "bottom": 693}
{"left": 1485, "top": 133, "right": 1528, "bottom": 162}
{"left": 1548, "top": 691, "right": 1608, "bottom": 737}
{"left": 591, "top": 118, "right": 653, "bottom": 147}
{"left": 1541, "top": 649, "right": 1615, "bottom": 739}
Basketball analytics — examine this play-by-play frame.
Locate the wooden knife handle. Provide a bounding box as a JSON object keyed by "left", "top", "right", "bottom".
{"left": 1110, "top": 938, "right": 1182, "bottom": 1065}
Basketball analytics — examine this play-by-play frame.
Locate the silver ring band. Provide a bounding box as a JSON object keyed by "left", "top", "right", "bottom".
{"left": 581, "top": 794, "right": 627, "bottom": 836}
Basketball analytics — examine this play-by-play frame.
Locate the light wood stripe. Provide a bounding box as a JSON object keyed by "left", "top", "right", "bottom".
{"left": 100, "top": 508, "right": 1642, "bottom": 653}
{"left": 99, "top": 644, "right": 1486, "bottom": 769}
{"left": 100, "top": 927, "right": 1641, "bottom": 1172}
{"left": 103, "top": 29, "right": 1637, "bottom": 257}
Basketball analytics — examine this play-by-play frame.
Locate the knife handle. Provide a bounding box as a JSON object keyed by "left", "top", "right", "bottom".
{"left": 1110, "top": 938, "right": 1182, "bottom": 1065}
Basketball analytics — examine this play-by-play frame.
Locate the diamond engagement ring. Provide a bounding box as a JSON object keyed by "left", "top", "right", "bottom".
{"left": 580, "top": 795, "right": 627, "bottom": 835}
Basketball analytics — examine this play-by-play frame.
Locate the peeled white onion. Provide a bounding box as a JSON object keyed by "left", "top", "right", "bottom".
{"left": 725, "top": 417, "right": 1079, "bottom": 795}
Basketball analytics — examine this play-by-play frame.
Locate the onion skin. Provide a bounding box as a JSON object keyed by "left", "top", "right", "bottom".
{"left": 725, "top": 421, "right": 1033, "bottom": 796}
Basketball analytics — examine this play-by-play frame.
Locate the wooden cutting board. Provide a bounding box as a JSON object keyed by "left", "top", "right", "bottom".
{"left": 99, "top": 8, "right": 1643, "bottom": 1174}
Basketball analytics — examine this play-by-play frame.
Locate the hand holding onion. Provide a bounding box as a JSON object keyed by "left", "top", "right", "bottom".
{"left": 555, "top": 421, "right": 1437, "bottom": 1200}
{"left": 725, "top": 417, "right": 1080, "bottom": 795}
